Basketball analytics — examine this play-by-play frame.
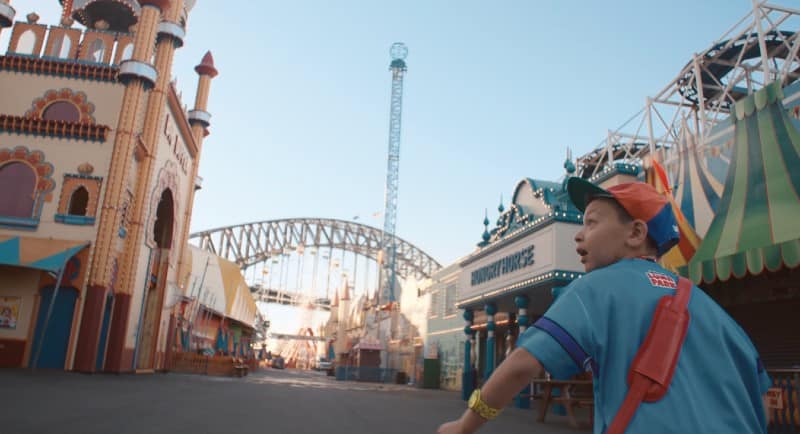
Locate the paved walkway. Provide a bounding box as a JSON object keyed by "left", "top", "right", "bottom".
{"left": 0, "top": 368, "right": 588, "bottom": 434}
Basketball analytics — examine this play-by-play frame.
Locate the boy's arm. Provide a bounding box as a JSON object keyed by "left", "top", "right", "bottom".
{"left": 437, "top": 348, "right": 544, "bottom": 434}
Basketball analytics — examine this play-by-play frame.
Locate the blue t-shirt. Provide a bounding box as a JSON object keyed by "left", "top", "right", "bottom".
{"left": 518, "top": 258, "right": 772, "bottom": 434}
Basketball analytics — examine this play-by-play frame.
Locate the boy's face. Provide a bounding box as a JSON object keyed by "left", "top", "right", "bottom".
{"left": 574, "top": 198, "right": 632, "bottom": 272}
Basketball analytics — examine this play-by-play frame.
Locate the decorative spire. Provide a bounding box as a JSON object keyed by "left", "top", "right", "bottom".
{"left": 497, "top": 194, "right": 504, "bottom": 213}
{"left": 195, "top": 51, "right": 218, "bottom": 77}
{"left": 478, "top": 208, "right": 491, "bottom": 247}
{"left": 60, "top": 0, "right": 74, "bottom": 25}
{"left": 564, "top": 147, "right": 576, "bottom": 175}
{"left": 331, "top": 288, "right": 339, "bottom": 307}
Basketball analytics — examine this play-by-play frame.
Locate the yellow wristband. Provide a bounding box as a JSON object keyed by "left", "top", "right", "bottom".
{"left": 467, "top": 389, "right": 502, "bottom": 420}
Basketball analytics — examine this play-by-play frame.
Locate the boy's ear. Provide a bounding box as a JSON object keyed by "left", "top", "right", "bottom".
{"left": 628, "top": 219, "right": 650, "bottom": 247}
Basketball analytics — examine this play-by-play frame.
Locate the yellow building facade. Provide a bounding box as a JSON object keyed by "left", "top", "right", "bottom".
{"left": 0, "top": 0, "right": 218, "bottom": 373}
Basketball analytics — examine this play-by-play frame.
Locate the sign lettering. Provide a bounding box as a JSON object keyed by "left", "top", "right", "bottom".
{"left": 163, "top": 115, "right": 189, "bottom": 174}
{"left": 766, "top": 388, "right": 784, "bottom": 410}
{"left": 471, "top": 245, "right": 535, "bottom": 286}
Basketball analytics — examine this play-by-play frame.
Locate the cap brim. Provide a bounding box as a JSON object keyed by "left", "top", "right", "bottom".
{"left": 567, "top": 177, "right": 613, "bottom": 212}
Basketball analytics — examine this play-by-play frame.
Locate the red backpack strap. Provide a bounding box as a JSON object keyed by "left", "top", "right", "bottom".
{"left": 606, "top": 277, "right": 692, "bottom": 434}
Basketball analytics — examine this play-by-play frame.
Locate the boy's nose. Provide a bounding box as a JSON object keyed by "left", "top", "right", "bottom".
{"left": 574, "top": 229, "right": 584, "bottom": 243}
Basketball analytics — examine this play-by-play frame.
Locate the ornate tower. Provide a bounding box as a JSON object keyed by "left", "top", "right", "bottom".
{"left": 106, "top": 0, "right": 188, "bottom": 372}
{"left": 74, "top": 0, "right": 192, "bottom": 372}
{"left": 174, "top": 51, "right": 218, "bottom": 282}
{"left": 86, "top": 0, "right": 170, "bottom": 373}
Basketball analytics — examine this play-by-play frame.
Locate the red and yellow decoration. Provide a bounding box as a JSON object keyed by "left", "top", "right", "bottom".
{"left": 25, "top": 88, "right": 96, "bottom": 124}
{"left": 646, "top": 158, "right": 702, "bottom": 273}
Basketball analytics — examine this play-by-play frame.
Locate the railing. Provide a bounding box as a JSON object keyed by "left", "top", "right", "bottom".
{"left": 767, "top": 369, "right": 799, "bottom": 434}
{"left": 335, "top": 366, "right": 398, "bottom": 383}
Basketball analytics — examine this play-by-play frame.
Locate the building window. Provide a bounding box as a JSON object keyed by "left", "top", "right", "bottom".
{"left": 429, "top": 290, "right": 439, "bottom": 318}
{"left": 48, "top": 34, "right": 72, "bottom": 58}
{"left": 0, "top": 147, "right": 55, "bottom": 228}
{"left": 67, "top": 186, "right": 89, "bottom": 216}
{"left": 444, "top": 284, "right": 457, "bottom": 316}
{"left": 0, "top": 162, "right": 36, "bottom": 218}
{"left": 88, "top": 39, "right": 105, "bottom": 63}
{"left": 120, "top": 44, "right": 133, "bottom": 62}
{"left": 16, "top": 30, "right": 37, "bottom": 55}
{"left": 55, "top": 174, "right": 102, "bottom": 226}
{"left": 42, "top": 101, "right": 81, "bottom": 123}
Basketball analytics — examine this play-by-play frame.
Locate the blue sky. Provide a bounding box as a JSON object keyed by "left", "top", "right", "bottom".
{"left": 14, "top": 1, "right": 748, "bottom": 267}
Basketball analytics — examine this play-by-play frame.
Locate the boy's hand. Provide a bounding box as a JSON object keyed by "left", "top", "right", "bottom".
{"left": 437, "top": 419, "right": 467, "bottom": 434}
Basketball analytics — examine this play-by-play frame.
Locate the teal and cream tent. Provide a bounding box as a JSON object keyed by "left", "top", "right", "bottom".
{"left": 687, "top": 82, "right": 800, "bottom": 284}
{"left": 0, "top": 236, "right": 89, "bottom": 273}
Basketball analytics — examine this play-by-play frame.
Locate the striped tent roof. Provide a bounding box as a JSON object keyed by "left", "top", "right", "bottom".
{"left": 0, "top": 236, "right": 89, "bottom": 273}
{"left": 687, "top": 83, "right": 800, "bottom": 284}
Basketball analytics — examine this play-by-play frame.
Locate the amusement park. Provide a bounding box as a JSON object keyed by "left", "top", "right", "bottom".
{"left": 0, "top": 0, "right": 799, "bottom": 433}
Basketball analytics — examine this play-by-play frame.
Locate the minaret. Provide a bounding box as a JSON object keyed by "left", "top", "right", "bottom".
{"left": 110, "top": 0, "right": 186, "bottom": 370}
{"left": 0, "top": 0, "right": 15, "bottom": 39}
{"left": 174, "top": 51, "right": 218, "bottom": 282}
{"left": 115, "top": 0, "right": 186, "bottom": 302}
{"left": 59, "top": 0, "right": 73, "bottom": 25}
{"left": 87, "top": 0, "right": 169, "bottom": 373}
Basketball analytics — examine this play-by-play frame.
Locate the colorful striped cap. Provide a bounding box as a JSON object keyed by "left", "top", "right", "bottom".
{"left": 567, "top": 177, "right": 680, "bottom": 256}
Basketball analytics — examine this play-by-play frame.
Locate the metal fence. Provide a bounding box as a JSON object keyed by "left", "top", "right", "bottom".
{"left": 335, "top": 366, "right": 399, "bottom": 383}
{"left": 768, "top": 369, "right": 799, "bottom": 434}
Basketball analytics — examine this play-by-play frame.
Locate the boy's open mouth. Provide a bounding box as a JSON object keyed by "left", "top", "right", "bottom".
{"left": 576, "top": 247, "right": 588, "bottom": 262}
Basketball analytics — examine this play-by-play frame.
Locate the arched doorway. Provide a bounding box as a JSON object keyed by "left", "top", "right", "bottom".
{"left": 31, "top": 287, "right": 78, "bottom": 369}
{"left": 136, "top": 189, "right": 174, "bottom": 370}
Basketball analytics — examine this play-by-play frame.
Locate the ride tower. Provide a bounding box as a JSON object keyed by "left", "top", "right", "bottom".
{"left": 378, "top": 42, "right": 408, "bottom": 306}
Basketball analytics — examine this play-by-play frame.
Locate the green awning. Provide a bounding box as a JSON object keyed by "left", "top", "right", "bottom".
{"left": 687, "top": 83, "right": 800, "bottom": 284}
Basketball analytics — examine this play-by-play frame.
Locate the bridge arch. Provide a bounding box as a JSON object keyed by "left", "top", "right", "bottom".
{"left": 189, "top": 218, "right": 441, "bottom": 281}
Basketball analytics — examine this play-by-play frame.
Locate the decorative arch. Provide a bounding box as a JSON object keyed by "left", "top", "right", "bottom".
{"left": 56, "top": 171, "right": 102, "bottom": 226}
{"left": 146, "top": 161, "right": 179, "bottom": 249}
{"left": 153, "top": 189, "right": 175, "bottom": 249}
{"left": 26, "top": 89, "right": 96, "bottom": 124}
{"left": 87, "top": 38, "right": 106, "bottom": 63}
{"left": 68, "top": 186, "right": 89, "bottom": 216}
{"left": 0, "top": 146, "right": 55, "bottom": 226}
{"left": 47, "top": 33, "right": 72, "bottom": 59}
{"left": 0, "top": 162, "right": 36, "bottom": 218}
{"left": 119, "top": 43, "right": 133, "bottom": 62}
{"left": 16, "top": 30, "right": 37, "bottom": 55}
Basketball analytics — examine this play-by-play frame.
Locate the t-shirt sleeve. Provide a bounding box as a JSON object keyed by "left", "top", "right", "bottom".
{"left": 517, "top": 285, "right": 597, "bottom": 380}
{"left": 757, "top": 358, "right": 772, "bottom": 394}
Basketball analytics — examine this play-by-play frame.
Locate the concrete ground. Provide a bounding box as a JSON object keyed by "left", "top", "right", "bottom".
{"left": 0, "top": 368, "right": 589, "bottom": 434}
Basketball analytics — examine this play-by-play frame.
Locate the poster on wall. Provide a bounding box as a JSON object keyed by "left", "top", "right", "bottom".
{"left": 0, "top": 297, "right": 21, "bottom": 329}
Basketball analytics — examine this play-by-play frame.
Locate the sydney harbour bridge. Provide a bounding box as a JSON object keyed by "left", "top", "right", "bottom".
{"left": 189, "top": 218, "right": 441, "bottom": 312}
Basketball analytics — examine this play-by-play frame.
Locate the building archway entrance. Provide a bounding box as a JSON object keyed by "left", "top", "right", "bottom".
{"left": 136, "top": 189, "right": 174, "bottom": 370}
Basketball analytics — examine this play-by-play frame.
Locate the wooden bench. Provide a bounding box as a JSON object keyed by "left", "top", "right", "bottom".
{"left": 234, "top": 364, "right": 248, "bottom": 377}
{"left": 533, "top": 377, "right": 594, "bottom": 429}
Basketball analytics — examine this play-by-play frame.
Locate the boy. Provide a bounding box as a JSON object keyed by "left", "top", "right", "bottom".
{"left": 438, "top": 178, "right": 772, "bottom": 434}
